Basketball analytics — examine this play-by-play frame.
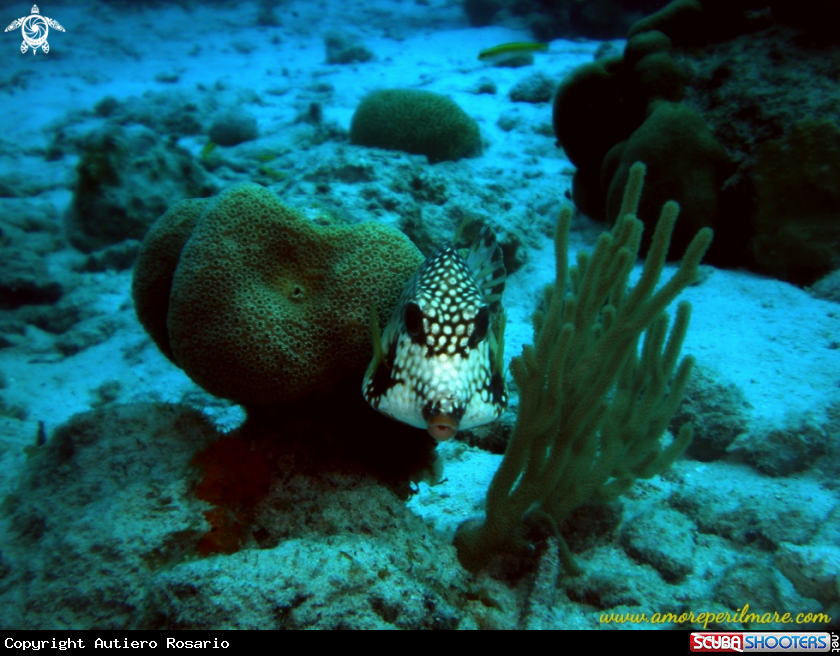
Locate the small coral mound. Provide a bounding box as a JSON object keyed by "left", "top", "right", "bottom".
{"left": 0, "top": 249, "right": 63, "bottom": 309}
{"left": 208, "top": 108, "right": 259, "bottom": 147}
{"left": 132, "top": 183, "right": 424, "bottom": 406}
{"left": 751, "top": 119, "right": 840, "bottom": 282}
{"left": 670, "top": 364, "right": 750, "bottom": 461}
{"left": 65, "top": 124, "right": 215, "bottom": 253}
{"left": 324, "top": 30, "right": 374, "bottom": 64}
{"left": 350, "top": 89, "right": 482, "bottom": 164}
{"left": 509, "top": 72, "right": 557, "bottom": 103}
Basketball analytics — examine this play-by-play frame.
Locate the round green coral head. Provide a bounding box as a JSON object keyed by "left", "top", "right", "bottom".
{"left": 350, "top": 89, "right": 482, "bottom": 164}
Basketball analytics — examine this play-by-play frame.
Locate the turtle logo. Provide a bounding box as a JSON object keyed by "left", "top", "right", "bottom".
{"left": 5, "top": 5, "right": 64, "bottom": 55}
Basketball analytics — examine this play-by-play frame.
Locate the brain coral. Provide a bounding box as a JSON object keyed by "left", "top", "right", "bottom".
{"left": 350, "top": 89, "right": 482, "bottom": 164}
{"left": 132, "top": 183, "right": 424, "bottom": 406}
{"left": 132, "top": 197, "right": 207, "bottom": 363}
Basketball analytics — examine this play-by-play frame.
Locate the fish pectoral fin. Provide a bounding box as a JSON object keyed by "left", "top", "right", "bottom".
{"left": 492, "top": 307, "right": 507, "bottom": 377}
{"left": 466, "top": 226, "right": 507, "bottom": 307}
{"left": 452, "top": 214, "right": 470, "bottom": 246}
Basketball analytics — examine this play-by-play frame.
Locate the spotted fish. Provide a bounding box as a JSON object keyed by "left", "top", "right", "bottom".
{"left": 363, "top": 226, "right": 508, "bottom": 441}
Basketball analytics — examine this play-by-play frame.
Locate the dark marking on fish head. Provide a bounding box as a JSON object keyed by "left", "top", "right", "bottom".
{"left": 363, "top": 337, "right": 401, "bottom": 408}
{"left": 489, "top": 370, "right": 507, "bottom": 412}
{"left": 466, "top": 305, "right": 489, "bottom": 349}
{"left": 403, "top": 301, "right": 425, "bottom": 345}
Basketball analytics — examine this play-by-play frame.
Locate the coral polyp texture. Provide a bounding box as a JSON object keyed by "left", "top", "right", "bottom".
{"left": 350, "top": 89, "right": 482, "bottom": 164}
{"left": 132, "top": 183, "right": 424, "bottom": 406}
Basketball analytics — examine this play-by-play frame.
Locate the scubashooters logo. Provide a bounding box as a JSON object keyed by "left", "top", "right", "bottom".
{"left": 691, "top": 632, "right": 832, "bottom": 652}
{"left": 5, "top": 5, "right": 64, "bottom": 55}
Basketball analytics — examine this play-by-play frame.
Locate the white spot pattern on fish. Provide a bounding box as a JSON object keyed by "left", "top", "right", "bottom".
{"left": 363, "top": 226, "right": 507, "bottom": 441}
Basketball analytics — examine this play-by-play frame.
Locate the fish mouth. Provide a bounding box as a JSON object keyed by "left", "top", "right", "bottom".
{"left": 426, "top": 413, "right": 459, "bottom": 441}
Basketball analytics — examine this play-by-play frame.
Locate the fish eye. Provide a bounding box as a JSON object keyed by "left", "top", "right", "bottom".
{"left": 404, "top": 302, "right": 424, "bottom": 337}
{"left": 468, "top": 306, "right": 489, "bottom": 348}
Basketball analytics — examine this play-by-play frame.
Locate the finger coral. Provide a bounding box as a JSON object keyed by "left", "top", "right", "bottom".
{"left": 132, "top": 183, "right": 424, "bottom": 405}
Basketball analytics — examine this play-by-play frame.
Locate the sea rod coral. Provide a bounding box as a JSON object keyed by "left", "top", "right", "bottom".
{"left": 454, "top": 162, "right": 713, "bottom": 573}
